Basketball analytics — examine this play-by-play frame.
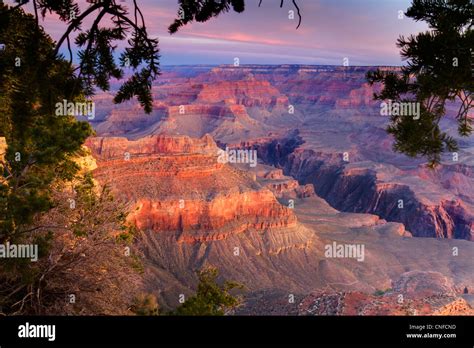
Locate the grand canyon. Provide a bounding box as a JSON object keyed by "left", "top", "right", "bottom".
{"left": 83, "top": 65, "right": 474, "bottom": 315}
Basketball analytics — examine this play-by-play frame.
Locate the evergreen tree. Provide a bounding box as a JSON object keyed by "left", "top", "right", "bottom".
{"left": 0, "top": 4, "right": 93, "bottom": 242}
{"left": 2, "top": 0, "right": 160, "bottom": 113}
{"left": 172, "top": 267, "right": 243, "bottom": 316}
{"left": 0, "top": 5, "right": 139, "bottom": 315}
{"left": 131, "top": 293, "right": 160, "bottom": 316}
{"left": 367, "top": 0, "right": 473, "bottom": 167}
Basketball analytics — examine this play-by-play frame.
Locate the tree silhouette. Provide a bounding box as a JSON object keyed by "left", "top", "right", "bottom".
{"left": 2, "top": 0, "right": 160, "bottom": 113}
{"left": 367, "top": 0, "right": 473, "bottom": 168}
{"left": 168, "top": 0, "right": 302, "bottom": 33}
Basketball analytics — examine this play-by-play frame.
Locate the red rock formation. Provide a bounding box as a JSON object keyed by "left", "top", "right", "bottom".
{"left": 86, "top": 133, "right": 217, "bottom": 159}
{"left": 86, "top": 134, "right": 297, "bottom": 244}
{"left": 165, "top": 103, "right": 258, "bottom": 126}
{"left": 129, "top": 190, "right": 297, "bottom": 241}
{"left": 335, "top": 83, "right": 380, "bottom": 108}
{"left": 196, "top": 80, "right": 288, "bottom": 108}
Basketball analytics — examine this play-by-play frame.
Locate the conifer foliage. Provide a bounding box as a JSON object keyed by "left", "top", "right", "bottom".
{"left": 367, "top": 0, "right": 473, "bottom": 167}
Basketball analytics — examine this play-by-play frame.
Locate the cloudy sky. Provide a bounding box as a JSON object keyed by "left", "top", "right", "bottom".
{"left": 10, "top": 0, "right": 428, "bottom": 66}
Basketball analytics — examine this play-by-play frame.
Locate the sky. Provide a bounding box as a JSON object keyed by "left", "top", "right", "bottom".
{"left": 8, "top": 0, "right": 429, "bottom": 66}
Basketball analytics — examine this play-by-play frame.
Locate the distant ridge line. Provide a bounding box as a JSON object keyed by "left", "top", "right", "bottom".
{"left": 161, "top": 64, "right": 402, "bottom": 67}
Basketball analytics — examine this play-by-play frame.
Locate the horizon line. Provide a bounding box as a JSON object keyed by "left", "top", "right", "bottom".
{"left": 160, "top": 63, "right": 403, "bottom": 67}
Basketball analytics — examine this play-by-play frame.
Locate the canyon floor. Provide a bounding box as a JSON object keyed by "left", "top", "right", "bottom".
{"left": 86, "top": 65, "right": 474, "bottom": 315}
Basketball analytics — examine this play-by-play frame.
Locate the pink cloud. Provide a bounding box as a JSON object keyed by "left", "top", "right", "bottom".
{"left": 182, "top": 32, "right": 288, "bottom": 46}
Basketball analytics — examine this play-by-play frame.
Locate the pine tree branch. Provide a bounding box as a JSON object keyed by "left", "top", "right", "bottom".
{"left": 32, "top": 0, "right": 39, "bottom": 26}
{"left": 53, "top": 2, "right": 105, "bottom": 57}
{"left": 292, "top": 0, "right": 302, "bottom": 29}
{"left": 107, "top": 9, "right": 158, "bottom": 69}
{"left": 258, "top": 0, "right": 302, "bottom": 29}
